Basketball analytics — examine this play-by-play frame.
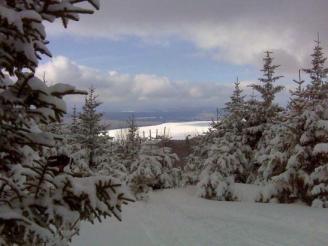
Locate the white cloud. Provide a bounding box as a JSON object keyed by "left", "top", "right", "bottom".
{"left": 48, "top": 0, "right": 328, "bottom": 71}
{"left": 36, "top": 56, "right": 240, "bottom": 111}
{"left": 133, "top": 74, "right": 175, "bottom": 98}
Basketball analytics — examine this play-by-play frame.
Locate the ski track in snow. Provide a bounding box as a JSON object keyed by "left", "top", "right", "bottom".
{"left": 72, "top": 186, "right": 328, "bottom": 246}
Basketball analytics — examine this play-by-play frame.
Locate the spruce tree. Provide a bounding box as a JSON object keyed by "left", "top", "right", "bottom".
{"left": 225, "top": 77, "right": 246, "bottom": 131}
{"left": 183, "top": 135, "right": 209, "bottom": 185}
{"left": 196, "top": 77, "right": 251, "bottom": 200}
{"left": 243, "top": 52, "right": 285, "bottom": 182}
{"left": 66, "top": 106, "right": 93, "bottom": 176}
{"left": 107, "top": 115, "right": 142, "bottom": 179}
{"left": 257, "top": 71, "right": 306, "bottom": 186}
{"left": 124, "top": 114, "right": 141, "bottom": 165}
{"left": 129, "top": 140, "right": 180, "bottom": 200}
{"left": 226, "top": 78, "right": 245, "bottom": 118}
{"left": 0, "top": 2, "right": 131, "bottom": 245}
{"left": 246, "top": 51, "right": 284, "bottom": 148}
{"left": 303, "top": 34, "right": 328, "bottom": 101}
{"left": 67, "top": 106, "right": 85, "bottom": 167}
{"left": 288, "top": 70, "right": 307, "bottom": 113}
{"left": 243, "top": 91, "right": 260, "bottom": 129}
{"left": 78, "top": 87, "right": 108, "bottom": 168}
{"left": 71, "top": 105, "right": 79, "bottom": 135}
{"left": 257, "top": 38, "right": 328, "bottom": 207}
{"left": 250, "top": 51, "right": 284, "bottom": 120}
{"left": 96, "top": 141, "right": 128, "bottom": 182}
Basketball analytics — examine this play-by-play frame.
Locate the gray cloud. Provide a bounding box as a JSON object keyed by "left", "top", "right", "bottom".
{"left": 48, "top": 0, "right": 328, "bottom": 71}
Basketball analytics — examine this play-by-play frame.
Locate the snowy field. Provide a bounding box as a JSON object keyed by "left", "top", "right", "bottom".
{"left": 108, "top": 121, "right": 211, "bottom": 140}
{"left": 72, "top": 186, "right": 328, "bottom": 246}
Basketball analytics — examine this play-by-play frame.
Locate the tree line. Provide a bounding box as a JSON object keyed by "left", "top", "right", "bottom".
{"left": 184, "top": 37, "right": 328, "bottom": 208}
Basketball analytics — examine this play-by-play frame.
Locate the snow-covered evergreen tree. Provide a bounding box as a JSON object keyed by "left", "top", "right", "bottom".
{"left": 291, "top": 37, "right": 328, "bottom": 207}
{"left": 196, "top": 77, "right": 251, "bottom": 200}
{"left": 66, "top": 106, "right": 84, "bottom": 167}
{"left": 303, "top": 34, "right": 328, "bottom": 102}
{"left": 257, "top": 38, "right": 328, "bottom": 207}
{"left": 0, "top": 1, "right": 131, "bottom": 245}
{"left": 98, "top": 115, "right": 143, "bottom": 183}
{"left": 196, "top": 131, "right": 251, "bottom": 201}
{"left": 250, "top": 51, "right": 284, "bottom": 121}
{"left": 245, "top": 51, "right": 284, "bottom": 147}
{"left": 182, "top": 135, "right": 209, "bottom": 185}
{"left": 256, "top": 71, "right": 306, "bottom": 186}
{"left": 77, "top": 87, "right": 109, "bottom": 168}
{"left": 129, "top": 140, "right": 180, "bottom": 200}
{"left": 288, "top": 70, "right": 307, "bottom": 113}
{"left": 122, "top": 115, "right": 141, "bottom": 170}
{"left": 126, "top": 115, "right": 140, "bottom": 151}
{"left": 45, "top": 121, "right": 70, "bottom": 159}
{"left": 66, "top": 104, "right": 128, "bottom": 180}
{"left": 71, "top": 105, "right": 79, "bottom": 135}
{"left": 95, "top": 140, "right": 128, "bottom": 182}
{"left": 225, "top": 77, "right": 246, "bottom": 130}
{"left": 243, "top": 91, "right": 261, "bottom": 146}
{"left": 243, "top": 52, "right": 285, "bottom": 182}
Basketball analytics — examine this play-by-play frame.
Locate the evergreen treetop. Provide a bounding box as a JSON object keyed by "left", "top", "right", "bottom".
{"left": 225, "top": 77, "right": 245, "bottom": 120}
{"left": 71, "top": 105, "right": 79, "bottom": 134}
{"left": 288, "top": 70, "right": 307, "bottom": 113}
{"left": 251, "top": 51, "right": 284, "bottom": 109}
{"left": 78, "top": 87, "right": 108, "bottom": 168}
{"left": 303, "top": 34, "right": 328, "bottom": 100}
{"left": 248, "top": 51, "right": 284, "bottom": 123}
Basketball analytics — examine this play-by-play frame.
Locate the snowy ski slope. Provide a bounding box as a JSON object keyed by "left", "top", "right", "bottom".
{"left": 72, "top": 186, "right": 328, "bottom": 246}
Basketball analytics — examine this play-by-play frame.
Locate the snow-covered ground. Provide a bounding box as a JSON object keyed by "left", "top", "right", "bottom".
{"left": 72, "top": 186, "right": 328, "bottom": 246}
{"left": 108, "top": 121, "right": 211, "bottom": 140}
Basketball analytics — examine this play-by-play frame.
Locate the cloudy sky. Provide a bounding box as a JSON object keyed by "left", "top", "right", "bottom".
{"left": 37, "top": 0, "right": 328, "bottom": 112}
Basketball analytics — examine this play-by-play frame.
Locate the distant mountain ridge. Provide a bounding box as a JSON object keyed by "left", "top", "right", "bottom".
{"left": 102, "top": 109, "right": 225, "bottom": 122}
